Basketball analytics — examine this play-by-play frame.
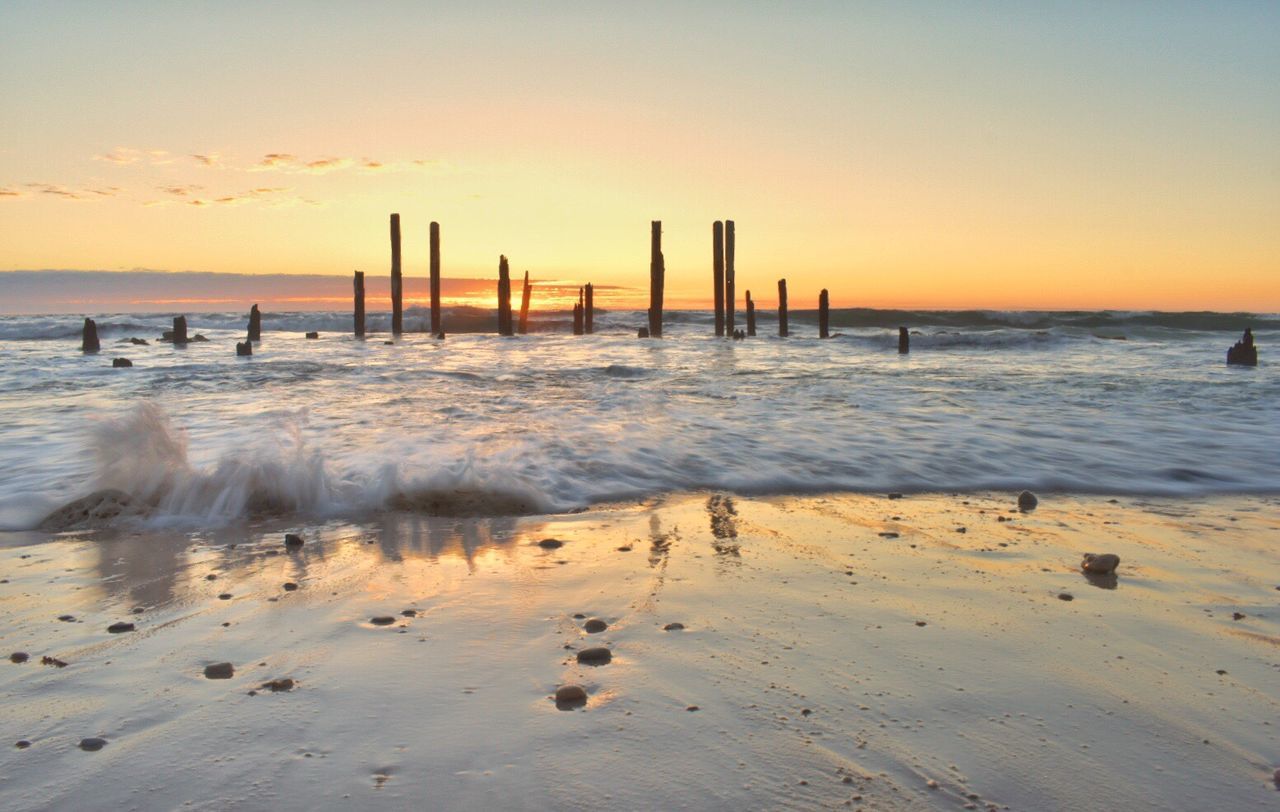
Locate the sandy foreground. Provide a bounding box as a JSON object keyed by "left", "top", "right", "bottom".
{"left": 0, "top": 492, "right": 1277, "bottom": 811}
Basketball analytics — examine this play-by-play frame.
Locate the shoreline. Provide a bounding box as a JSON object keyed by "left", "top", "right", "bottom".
{"left": 2, "top": 490, "right": 1278, "bottom": 809}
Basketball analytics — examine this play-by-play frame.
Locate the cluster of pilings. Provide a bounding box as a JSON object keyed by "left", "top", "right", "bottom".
{"left": 364, "top": 213, "right": 445, "bottom": 339}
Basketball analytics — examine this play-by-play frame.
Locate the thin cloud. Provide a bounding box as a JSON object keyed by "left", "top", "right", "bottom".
{"left": 94, "top": 147, "right": 174, "bottom": 166}
{"left": 303, "top": 157, "right": 352, "bottom": 174}
{"left": 26, "top": 183, "right": 86, "bottom": 200}
{"left": 254, "top": 153, "right": 297, "bottom": 170}
{"left": 0, "top": 187, "right": 26, "bottom": 199}
{"left": 160, "top": 185, "right": 202, "bottom": 196}
{"left": 191, "top": 153, "right": 222, "bottom": 167}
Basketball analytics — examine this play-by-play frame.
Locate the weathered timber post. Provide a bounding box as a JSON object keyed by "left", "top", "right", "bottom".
{"left": 746, "top": 291, "right": 756, "bottom": 336}
{"left": 573, "top": 288, "right": 584, "bottom": 335}
{"left": 236, "top": 340, "right": 252, "bottom": 356}
{"left": 818, "top": 290, "right": 830, "bottom": 339}
{"left": 778, "top": 279, "right": 789, "bottom": 337}
{"left": 390, "top": 213, "right": 403, "bottom": 336}
{"left": 725, "top": 220, "right": 736, "bottom": 336}
{"left": 82, "top": 318, "right": 100, "bottom": 352}
{"left": 518, "top": 271, "right": 531, "bottom": 334}
{"left": 429, "top": 221, "right": 441, "bottom": 334}
{"left": 899, "top": 326, "right": 909, "bottom": 354}
{"left": 585, "top": 283, "right": 594, "bottom": 334}
{"left": 648, "top": 221, "right": 664, "bottom": 337}
{"left": 248, "top": 304, "right": 261, "bottom": 341}
{"left": 713, "top": 221, "right": 725, "bottom": 337}
{"left": 353, "top": 271, "right": 366, "bottom": 337}
{"left": 173, "top": 316, "right": 189, "bottom": 345}
{"left": 497, "top": 256, "right": 513, "bottom": 336}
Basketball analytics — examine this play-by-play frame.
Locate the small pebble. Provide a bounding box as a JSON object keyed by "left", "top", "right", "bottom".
{"left": 1232, "top": 612, "right": 1245, "bottom": 621}
{"left": 78, "top": 737, "right": 107, "bottom": 752}
{"left": 205, "top": 574, "right": 217, "bottom": 580}
{"left": 927, "top": 779, "right": 939, "bottom": 789}
{"left": 686, "top": 705, "right": 700, "bottom": 712}
{"left": 401, "top": 609, "right": 416, "bottom": 617}
{"left": 9, "top": 652, "right": 28, "bottom": 664}
{"left": 57, "top": 615, "right": 75, "bottom": 622}
{"left": 915, "top": 621, "right": 927, "bottom": 627}
{"left": 218, "top": 593, "right": 232, "bottom": 600}
{"left": 1058, "top": 593, "right": 1074, "bottom": 602}
{"left": 284, "top": 533, "right": 305, "bottom": 548}
{"left": 107, "top": 622, "right": 135, "bottom": 633}
{"left": 554, "top": 685, "right": 588, "bottom": 708}
{"left": 583, "top": 618, "right": 607, "bottom": 633}
{"left": 262, "top": 678, "right": 294, "bottom": 692}
{"left": 41, "top": 656, "right": 67, "bottom": 668}
{"left": 15, "top": 740, "right": 31, "bottom": 749}
{"left": 663, "top": 622, "right": 685, "bottom": 631}
{"left": 1081, "top": 553, "right": 1120, "bottom": 575}
{"left": 538, "top": 538, "right": 565, "bottom": 549}
{"left": 887, "top": 493, "right": 903, "bottom": 500}
{"left": 1018, "top": 490, "right": 1038, "bottom": 511}
{"left": 283, "top": 582, "right": 298, "bottom": 591}
{"left": 370, "top": 616, "right": 396, "bottom": 626}
{"left": 577, "top": 647, "right": 612, "bottom": 665}
{"left": 204, "top": 662, "right": 234, "bottom": 679}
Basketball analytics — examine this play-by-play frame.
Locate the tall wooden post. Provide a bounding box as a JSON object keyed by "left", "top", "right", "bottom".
{"left": 248, "top": 304, "right": 261, "bottom": 341}
{"left": 497, "top": 256, "right": 513, "bottom": 336}
{"left": 746, "top": 291, "right": 756, "bottom": 336}
{"left": 390, "top": 213, "right": 403, "bottom": 336}
{"left": 585, "top": 283, "right": 594, "bottom": 334}
{"left": 82, "top": 318, "right": 99, "bottom": 352}
{"left": 725, "top": 220, "right": 736, "bottom": 336}
{"left": 173, "top": 316, "right": 189, "bottom": 345}
{"left": 429, "top": 221, "right": 441, "bottom": 334}
{"left": 898, "top": 326, "right": 909, "bottom": 354}
{"left": 818, "top": 289, "right": 830, "bottom": 339}
{"left": 648, "top": 221, "right": 664, "bottom": 337}
{"left": 518, "top": 271, "right": 531, "bottom": 334}
{"left": 573, "top": 287, "right": 584, "bottom": 335}
{"left": 353, "top": 271, "right": 366, "bottom": 337}
{"left": 778, "top": 279, "right": 789, "bottom": 337}
{"left": 713, "top": 221, "right": 725, "bottom": 337}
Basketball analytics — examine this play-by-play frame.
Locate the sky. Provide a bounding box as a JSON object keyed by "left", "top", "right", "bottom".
{"left": 1, "top": 1, "right": 1278, "bottom": 311}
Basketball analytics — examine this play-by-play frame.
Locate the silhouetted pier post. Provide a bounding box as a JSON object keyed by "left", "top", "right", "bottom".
{"left": 518, "top": 271, "right": 531, "bottom": 334}
{"left": 353, "top": 271, "right": 366, "bottom": 337}
{"left": 898, "top": 326, "right": 909, "bottom": 354}
{"left": 236, "top": 340, "right": 252, "bottom": 356}
{"left": 429, "top": 221, "right": 441, "bottom": 334}
{"left": 648, "top": 221, "right": 664, "bottom": 337}
{"left": 777, "top": 279, "right": 789, "bottom": 337}
{"left": 390, "top": 213, "right": 403, "bottom": 336}
{"left": 248, "top": 304, "right": 261, "bottom": 342}
{"left": 818, "top": 290, "right": 829, "bottom": 338}
{"left": 713, "top": 221, "right": 725, "bottom": 336}
{"left": 497, "top": 256, "right": 513, "bottom": 336}
{"left": 173, "top": 315, "right": 189, "bottom": 345}
{"left": 81, "top": 318, "right": 99, "bottom": 352}
{"left": 573, "top": 287, "right": 585, "bottom": 335}
{"left": 746, "top": 291, "right": 756, "bottom": 336}
{"left": 725, "top": 220, "right": 736, "bottom": 335}
{"left": 585, "top": 283, "right": 594, "bottom": 334}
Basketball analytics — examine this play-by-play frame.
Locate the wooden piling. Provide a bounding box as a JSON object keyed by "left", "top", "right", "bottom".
{"left": 648, "top": 221, "right": 664, "bottom": 337}
{"left": 353, "top": 271, "right": 366, "bottom": 337}
{"left": 777, "top": 279, "right": 789, "bottom": 337}
{"left": 390, "top": 213, "right": 403, "bottom": 336}
{"left": 898, "top": 326, "right": 909, "bottom": 354}
{"left": 818, "top": 290, "right": 829, "bottom": 339}
{"left": 497, "top": 256, "right": 513, "bottom": 336}
{"left": 518, "top": 271, "right": 531, "bottom": 334}
{"left": 725, "top": 220, "right": 736, "bottom": 336}
{"left": 713, "top": 221, "right": 725, "bottom": 337}
{"left": 573, "top": 288, "right": 584, "bottom": 335}
{"left": 429, "top": 221, "right": 441, "bottom": 334}
{"left": 585, "top": 283, "right": 594, "bottom": 334}
{"left": 248, "top": 304, "right": 261, "bottom": 342}
{"left": 173, "top": 315, "right": 189, "bottom": 345}
{"left": 746, "top": 291, "right": 756, "bottom": 336}
{"left": 81, "top": 318, "right": 99, "bottom": 352}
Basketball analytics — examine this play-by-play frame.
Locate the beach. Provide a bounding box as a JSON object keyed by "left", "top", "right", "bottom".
{"left": 3, "top": 490, "right": 1277, "bottom": 810}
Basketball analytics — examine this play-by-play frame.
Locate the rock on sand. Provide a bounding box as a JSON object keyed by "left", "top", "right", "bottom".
{"left": 583, "top": 618, "right": 608, "bottom": 633}
{"left": 577, "top": 647, "right": 612, "bottom": 665}
{"left": 204, "top": 662, "right": 234, "bottom": 679}
{"left": 78, "top": 737, "right": 107, "bottom": 752}
{"left": 554, "top": 685, "right": 588, "bottom": 708}
{"left": 38, "top": 489, "right": 135, "bottom": 531}
{"left": 1081, "top": 553, "right": 1120, "bottom": 574}
{"left": 1018, "top": 491, "right": 1038, "bottom": 511}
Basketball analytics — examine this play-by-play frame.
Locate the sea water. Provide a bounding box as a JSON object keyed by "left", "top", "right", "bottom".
{"left": 0, "top": 308, "right": 1275, "bottom": 530}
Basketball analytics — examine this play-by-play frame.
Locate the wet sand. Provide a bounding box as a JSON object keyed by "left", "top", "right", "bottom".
{"left": 1, "top": 492, "right": 1278, "bottom": 810}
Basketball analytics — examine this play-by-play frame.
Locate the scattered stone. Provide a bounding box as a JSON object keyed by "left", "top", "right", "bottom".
{"left": 801, "top": 708, "right": 812, "bottom": 716}
{"left": 370, "top": 616, "right": 396, "bottom": 626}
{"left": 284, "top": 533, "right": 305, "bottom": 548}
{"left": 878, "top": 532, "right": 899, "bottom": 539}
{"left": 915, "top": 621, "right": 927, "bottom": 627}
{"left": 112, "top": 358, "right": 132, "bottom": 368}
{"left": 9, "top": 652, "right": 29, "bottom": 664}
{"left": 58, "top": 615, "right": 75, "bottom": 622}
{"left": 1057, "top": 593, "right": 1074, "bottom": 602}
{"left": 572, "top": 613, "right": 586, "bottom": 619}
{"left": 129, "top": 337, "right": 148, "bottom": 345}
{"left": 663, "top": 622, "right": 685, "bottom": 631}
{"left": 218, "top": 593, "right": 232, "bottom": 600}
{"left": 205, "top": 573, "right": 217, "bottom": 580}
{"left": 955, "top": 526, "right": 967, "bottom": 533}
{"left": 78, "top": 737, "right": 107, "bottom": 752}
{"left": 283, "top": 582, "right": 298, "bottom": 591}
{"left": 616, "top": 545, "right": 632, "bottom": 552}
{"left": 1216, "top": 669, "right": 1227, "bottom": 676}
{"left": 1081, "top": 553, "right": 1120, "bottom": 574}
{"left": 262, "top": 678, "right": 294, "bottom": 692}
{"left": 305, "top": 331, "right": 319, "bottom": 339}
{"left": 686, "top": 705, "right": 699, "bottom": 712}
{"left": 887, "top": 493, "right": 904, "bottom": 500}
{"left": 15, "top": 740, "right": 31, "bottom": 749}
{"left": 577, "top": 647, "right": 612, "bottom": 665}
{"left": 1018, "top": 491, "right": 1038, "bottom": 511}
{"left": 41, "top": 656, "right": 67, "bottom": 668}
{"left": 131, "top": 606, "right": 145, "bottom": 614}
{"left": 1232, "top": 612, "right": 1245, "bottom": 621}
{"left": 37, "top": 489, "right": 135, "bottom": 531}
{"left": 401, "top": 609, "right": 416, "bottom": 617}
{"left": 538, "top": 538, "right": 565, "bottom": 549}
{"left": 204, "top": 662, "right": 234, "bottom": 679}
{"left": 583, "top": 618, "right": 608, "bottom": 633}
{"left": 383, "top": 340, "right": 394, "bottom": 345}
{"left": 107, "top": 622, "right": 135, "bottom": 633}
{"left": 554, "top": 684, "right": 588, "bottom": 708}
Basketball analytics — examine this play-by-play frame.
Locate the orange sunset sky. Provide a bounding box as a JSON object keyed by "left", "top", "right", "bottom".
{"left": 1, "top": 2, "right": 1277, "bottom": 311}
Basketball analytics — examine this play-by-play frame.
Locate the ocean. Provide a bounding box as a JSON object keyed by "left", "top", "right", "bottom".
{"left": 0, "top": 307, "right": 1274, "bottom": 531}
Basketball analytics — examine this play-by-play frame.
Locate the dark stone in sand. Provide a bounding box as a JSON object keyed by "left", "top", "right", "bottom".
{"left": 887, "top": 493, "right": 903, "bottom": 500}
{"left": 554, "top": 684, "right": 588, "bottom": 708}
{"left": 915, "top": 621, "right": 927, "bottom": 627}
{"left": 204, "top": 662, "right": 234, "bottom": 679}
{"left": 1226, "top": 328, "right": 1257, "bottom": 366}
{"left": 401, "top": 609, "right": 416, "bottom": 617}
{"left": 577, "top": 647, "right": 612, "bottom": 665}
{"left": 236, "top": 341, "right": 252, "bottom": 356}
{"left": 206, "top": 573, "right": 217, "bottom": 580}
{"left": 38, "top": 489, "right": 134, "bottom": 531}
{"left": 10, "top": 652, "right": 29, "bottom": 664}
{"left": 370, "top": 616, "right": 396, "bottom": 626}
{"left": 305, "top": 331, "right": 319, "bottom": 339}
{"left": 218, "top": 593, "right": 232, "bottom": 600}
{"left": 107, "top": 622, "right": 135, "bottom": 633}
{"left": 663, "top": 622, "right": 685, "bottom": 631}
{"left": 284, "top": 533, "right": 305, "bottom": 547}
{"left": 538, "top": 538, "right": 565, "bottom": 549}
{"left": 1057, "top": 593, "right": 1074, "bottom": 602}
{"left": 283, "top": 582, "right": 298, "bottom": 591}
{"left": 686, "top": 705, "right": 700, "bottom": 712}
{"left": 78, "top": 737, "right": 107, "bottom": 751}
{"left": 583, "top": 618, "right": 607, "bottom": 633}
{"left": 1232, "top": 612, "right": 1245, "bottom": 621}
{"left": 1017, "top": 491, "right": 1038, "bottom": 511}
{"left": 16, "top": 740, "right": 31, "bottom": 749}
{"left": 573, "top": 613, "right": 586, "bottom": 619}
{"left": 132, "top": 606, "right": 145, "bottom": 614}
{"left": 1081, "top": 553, "right": 1120, "bottom": 575}
{"left": 262, "top": 678, "right": 294, "bottom": 692}
{"left": 58, "top": 615, "right": 75, "bottom": 622}
{"left": 878, "top": 532, "right": 899, "bottom": 539}
{"left": 616, "top": 545, "right": 632, "bottom": 552}
{"left": 41, "top": 656, "right": 67, "bottom": 668}
{"left": 112, "top": 358, "right": 132, "bottom": 368}
{"left": 956, "top": 526, "right": 967, "bottom": 533}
